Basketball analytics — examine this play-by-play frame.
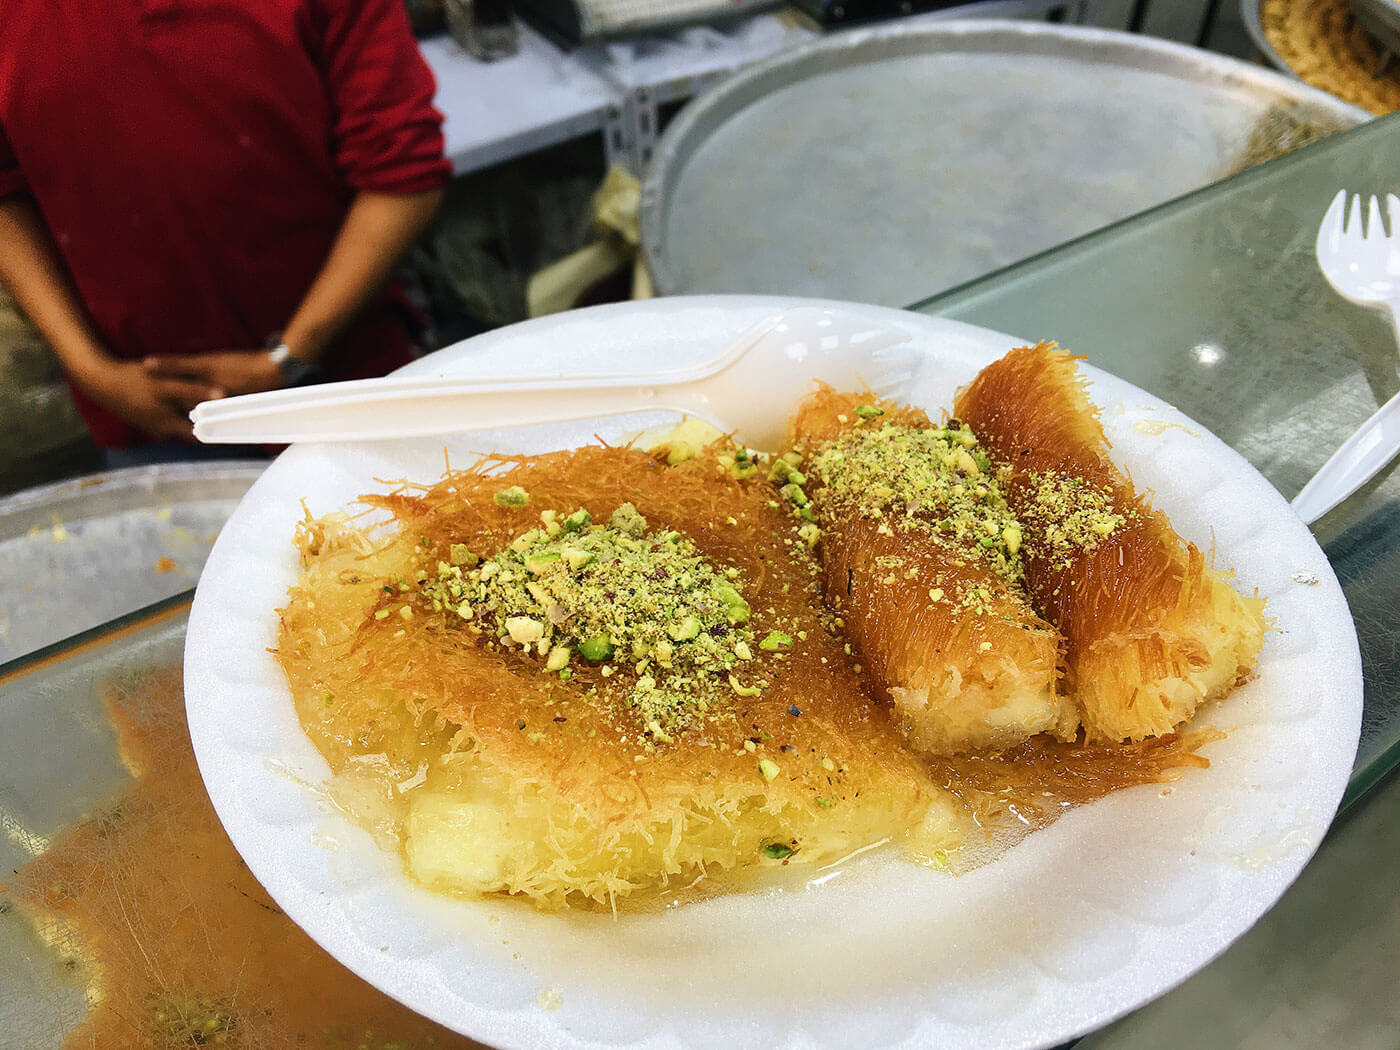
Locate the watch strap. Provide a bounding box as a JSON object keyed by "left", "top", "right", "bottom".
{"left": 267, "top": 342, "right": 324, "bottom": 386}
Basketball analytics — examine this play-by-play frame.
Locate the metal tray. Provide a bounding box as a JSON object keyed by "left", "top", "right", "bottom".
{"left": 1241, "top": 0, "right": 1297, "bottom": 73}
{"left": 0, "top": 462, "right": 264, "bottom": 664}
{"left": 640, "top": 20, "right": 1369, "bottom": 307}
{"left": 1351, "top": 0, "right": 1400, "bottom": 62}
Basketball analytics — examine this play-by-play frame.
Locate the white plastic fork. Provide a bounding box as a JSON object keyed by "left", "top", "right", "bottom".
{"left": 1291, "top": 190, "right": 1400, "bottom": 525}
{"left": 189, "top": 305, "right": 921, "bottom": 453}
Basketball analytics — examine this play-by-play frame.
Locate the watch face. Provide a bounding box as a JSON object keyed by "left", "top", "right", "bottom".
{"left": 272, "top": 349, "right": 321, "bottom": 386}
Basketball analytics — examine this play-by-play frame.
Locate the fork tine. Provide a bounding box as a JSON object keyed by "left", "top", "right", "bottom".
{"left": 1387, "top": 194, "right": 1400, "bottom": 276}
{"left": 1368, "top": 195, "right": 1387, "bottom": 242}
{"left": 1318, "top": 189, "right": 1349, "bottom": 255}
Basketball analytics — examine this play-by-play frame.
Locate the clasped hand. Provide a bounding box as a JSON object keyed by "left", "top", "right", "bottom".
{"left": 94, "top": 349, "right": 287, "bottom": 442}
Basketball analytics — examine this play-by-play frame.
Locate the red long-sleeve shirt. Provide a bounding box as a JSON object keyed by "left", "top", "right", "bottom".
{"left": 0, "top": 0, "right": 452, "bottom": 447}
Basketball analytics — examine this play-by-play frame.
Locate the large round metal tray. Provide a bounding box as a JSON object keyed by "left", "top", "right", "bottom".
{"left": 0, "top": 462, "right": 266, "bottom": 664}
{"left": 1242, "top": 0, "right": 1400, "bottom": 76}
{"left": 1241, "top": 0, "right": 1296, "bottom": 72}
{"left": 1349, "top": 0, "right": 1400, "bottom": 59}
{"left": 640, "top": 19, "right": 1369, "bottom": 307}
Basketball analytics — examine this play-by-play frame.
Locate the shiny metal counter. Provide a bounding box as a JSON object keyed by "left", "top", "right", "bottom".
{"left": 0, "top": 464, "right": 265, "bottom": 664}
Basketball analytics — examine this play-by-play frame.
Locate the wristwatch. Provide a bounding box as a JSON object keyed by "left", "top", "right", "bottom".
{"left": 267, "top": 339, "right": 324, "bottom": 387}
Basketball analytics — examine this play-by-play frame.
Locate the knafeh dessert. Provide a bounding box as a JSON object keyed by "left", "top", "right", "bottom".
{"left": 275, "top": 344, "right": 1265, "bottom": 911}
{"left": 954, "top": 343, "right": 1267, "bottom": 742}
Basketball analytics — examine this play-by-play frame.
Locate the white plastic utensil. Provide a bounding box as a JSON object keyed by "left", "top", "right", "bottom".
{"left": 190, "top": 306, "right": 919, "bottom": 452}
{"left": 1292, "top": 190, "right": 1400, "bottom": 525}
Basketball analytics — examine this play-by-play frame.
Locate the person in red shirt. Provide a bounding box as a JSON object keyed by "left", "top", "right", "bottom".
{"left": 0, "top": 0, "right": 451, "bottom": 457}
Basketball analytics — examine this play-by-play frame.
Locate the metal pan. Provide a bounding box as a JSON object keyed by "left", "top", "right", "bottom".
{"left": 1241, "top": 0, "right": 1297, "bottom": 73}
{"left": 640, "top": 19, "right": 1369, "bottom": 306}
{"left": 0, "top": 462, "right": 265, "bottom": 664}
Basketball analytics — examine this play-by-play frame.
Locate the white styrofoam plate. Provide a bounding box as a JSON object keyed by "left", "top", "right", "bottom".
{"left": 185, "top": 296, "right": 1362, "bottom": 1050}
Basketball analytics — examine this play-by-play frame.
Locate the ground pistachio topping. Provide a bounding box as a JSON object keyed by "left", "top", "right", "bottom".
{"left": 1018, "top": 471, "right": 1129, "bottom": 568}
{"left": 805, "top": 420, "right": 1026, "bottom": 585}
{"left": 421, "top": 503, "right": 757, "bottom": 733}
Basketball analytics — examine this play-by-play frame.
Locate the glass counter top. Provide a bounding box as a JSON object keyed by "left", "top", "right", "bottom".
{"left": 911, "top": 111, "right": 1400, "bottom": 809}
{"left": 909, "top": 110, "right": 1400, "bottom": 1050}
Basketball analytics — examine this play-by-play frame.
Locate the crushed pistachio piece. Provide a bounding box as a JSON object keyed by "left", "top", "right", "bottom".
{"left": 505, "top": 616, "right": 544, "bottom": 644}
{"left": 761, "top": 840, "right": 795, "bottom": 858}
{"left": 1019, "top": 471, "right": 1129, "bottom": 567}
{"left": 758, "top": 758, "right": 780, "bottom": 782}
{"left": 729, "top": 674, "right": 762, "bottom": 697}
{"left": 608, "top": 502, "right": 648, "bottom": 537}
{"left": 422, "top": 505, "right": 759, "bottom": 732}
{"left": 1003, "top": 525, "right": 1022, "bottom": 555}
{"left": 561, "top": 546, "right": 595, "bottom": 571}
{"left": 669, "top": 616, "right": 702, "bottom": 642}
{"left": 759, "top": 630, "right": 793, "bottom": 651}
{"left": 524, "top": 551, "right": 561, "bottom": 573}
{"left": 854, "top": 404, "right": 884, "bottom": 419}
{"left": 577, "top": 635, "right": 614, "bottom": 661}
{"left": 716, "top": 583, "right": 751, "bottom": 624}
{"left": 810, "top": 420, "right": 1026, "bottom": 586}
{"left": 494, "top": 485, "right": 530, "bottom": 507}
{"left": 781, "top": 483, "right": 809, "bottom": 507}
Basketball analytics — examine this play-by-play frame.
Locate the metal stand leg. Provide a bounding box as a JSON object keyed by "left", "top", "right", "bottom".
{"left": 1195, "top": 0, "right": 1224, "bottom": 47}
{"left": 600, "top": 90, "right": 661, "bottom": 175}
{"left": 1065, "top": 0, "right": 1103, "bottom": 24}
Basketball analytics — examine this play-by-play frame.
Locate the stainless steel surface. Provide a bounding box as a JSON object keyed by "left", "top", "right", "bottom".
{"left": 0, "top": 463, "right": 264, "bottom": 663}
{"left": 1240, "top": 0, "right": 1295, "bottom": 74}
{"left": 641, "top": 19, "right": 1367, "bottom": 307}
{"left": 1351, "top": 0, "right": 1400, "bottom": 62}
{"left": 0, "top": 614, "right": 185, "bottom": 1047}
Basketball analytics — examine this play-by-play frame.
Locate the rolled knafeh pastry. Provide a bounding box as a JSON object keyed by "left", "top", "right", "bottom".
{"left": 954, "top": 343, "right": 1266, "bottom": 742}
{"left": 787, "top": 388, "right": 1073, "bottom": 756}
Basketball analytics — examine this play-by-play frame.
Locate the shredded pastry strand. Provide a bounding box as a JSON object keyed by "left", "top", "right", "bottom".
{"left": 954, "top": 342, "right": 1267, "bottom": 742}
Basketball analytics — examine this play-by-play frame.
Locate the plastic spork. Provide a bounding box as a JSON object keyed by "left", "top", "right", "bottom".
{"left": 1292, "top": 190, "right": 1400, "bottom": 524}
{"left": 189, "top": 306, "right": 920, "bottom": 453}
